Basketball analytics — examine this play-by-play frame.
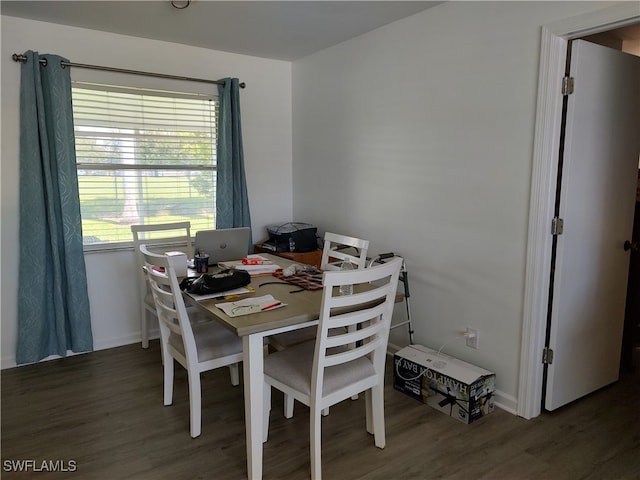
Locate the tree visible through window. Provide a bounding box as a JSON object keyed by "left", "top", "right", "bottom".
{"left": 72, "top": 83, "right": 217, "bottom": 247}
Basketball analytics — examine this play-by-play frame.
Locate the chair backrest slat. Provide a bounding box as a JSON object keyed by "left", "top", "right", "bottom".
{"left": 322, "top": 286, "right": 395, "bottom": 316}
{"left": 323, "top": 340, "right": 381, "bottom": 368}
{"left": 324, "top": 320, "right": 382, "bottom": 350}
{"left": 325, "top": 301, "right": 388, "bottom": 329}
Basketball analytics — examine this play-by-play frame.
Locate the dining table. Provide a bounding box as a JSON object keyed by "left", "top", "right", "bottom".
{"left": 183, "top": 253, "right": 324, "bottom": 479}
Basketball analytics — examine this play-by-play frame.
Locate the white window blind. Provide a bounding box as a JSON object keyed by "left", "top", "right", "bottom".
{"left": 72, "top": 82, "right": 217, "bottom": 247}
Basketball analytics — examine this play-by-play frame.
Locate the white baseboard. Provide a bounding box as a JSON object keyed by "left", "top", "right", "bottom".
{"left": 493, "top": 391, "right": 518, "bottom": 416}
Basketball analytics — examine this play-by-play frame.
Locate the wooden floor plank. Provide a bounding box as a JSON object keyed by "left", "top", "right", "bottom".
{"left": 2, "top": 342, "right": 638, "bottom": 479}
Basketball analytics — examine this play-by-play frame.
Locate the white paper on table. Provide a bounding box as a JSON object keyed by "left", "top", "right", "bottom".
{"left": 215, "top": 294, "right": 286, "bottom": 317}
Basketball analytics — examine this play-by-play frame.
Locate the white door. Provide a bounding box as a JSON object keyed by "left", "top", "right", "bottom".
{"left": 544, "top": 40, "right": 640, "bottom": 411}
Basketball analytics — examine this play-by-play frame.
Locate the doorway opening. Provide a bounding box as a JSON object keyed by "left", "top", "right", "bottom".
{"left": 540, "top": 24, "right": 640, "bottom": 407}
{"left": 518, "top": 4, "right": 640, "bottom": 420}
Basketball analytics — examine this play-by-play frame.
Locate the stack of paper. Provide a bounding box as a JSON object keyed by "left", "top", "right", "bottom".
{"left": 215, "top": 294, "right": 286, "bottom": 317}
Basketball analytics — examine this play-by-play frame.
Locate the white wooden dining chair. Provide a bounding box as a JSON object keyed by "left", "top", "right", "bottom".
{"left": 140, "top": 245, "right": 243, "bottom": 438}
{"left": 132, "top": 222, "right": 193, "bottom": 348}
{"left": 263, "top": 257, "right": 402, "bottom": 479}
{"left": 268, "top": 232, "right": 372, "bottom": 416}
{"left": 320, "top": 232, "right": 369, "bottom": 271}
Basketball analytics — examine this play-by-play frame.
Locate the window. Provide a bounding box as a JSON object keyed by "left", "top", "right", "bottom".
{"left": 72, "top": 82, "right": 217, "bottom": 248}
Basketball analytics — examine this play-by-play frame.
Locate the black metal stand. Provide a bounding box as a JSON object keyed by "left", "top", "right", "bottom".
{"left": 369, "top": 253, "right": 415, "bottom": 344}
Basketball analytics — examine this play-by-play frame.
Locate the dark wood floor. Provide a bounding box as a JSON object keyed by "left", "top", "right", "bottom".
{"left": 2, "top": 341, "right": 639, "bottom": 480}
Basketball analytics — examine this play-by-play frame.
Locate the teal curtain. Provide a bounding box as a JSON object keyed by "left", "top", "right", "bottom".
{"left": 17, "top": 51, "right": 93, "bottom": 364}
{"left": 216, "top": 78, "right": 252, "bottom": 250}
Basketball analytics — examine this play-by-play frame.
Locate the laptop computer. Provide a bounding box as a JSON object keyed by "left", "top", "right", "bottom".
{"left": 194, "top": 227, "right": 251, "bottom": 266}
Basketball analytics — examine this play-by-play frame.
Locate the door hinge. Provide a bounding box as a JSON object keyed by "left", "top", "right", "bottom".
{"left": 562, "top": 76, "right": 574, "bottom": 95}
{"left": 542, "top": 347, "right": 554, "bottom": 365}
{"left": 551, "top": 217, "right": 564, "bottom": 236}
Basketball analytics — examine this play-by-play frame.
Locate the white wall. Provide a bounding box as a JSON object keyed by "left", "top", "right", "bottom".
{"left": 1, "top": 16, "right": 293, "bottom": 368}
{"left": 291, "top": 1, "right": 613, "bottom": 411}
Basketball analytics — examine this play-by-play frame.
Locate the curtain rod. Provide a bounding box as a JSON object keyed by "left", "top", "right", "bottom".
{"left": 11, "top": 53, "right": 245, "bottom": 88}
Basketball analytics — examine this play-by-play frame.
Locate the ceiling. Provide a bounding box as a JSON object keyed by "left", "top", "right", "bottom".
{"left": 1, "top": 1, "right": 442, "bottom": 61}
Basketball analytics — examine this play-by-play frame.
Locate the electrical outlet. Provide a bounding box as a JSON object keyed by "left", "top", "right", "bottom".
{"left": 466, "top": 327, "right": 479, "bottom": 349}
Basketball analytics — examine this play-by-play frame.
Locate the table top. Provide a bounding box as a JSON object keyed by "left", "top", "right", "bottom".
{"left": 185, "top": 253, "right": 324, "bottom": 337}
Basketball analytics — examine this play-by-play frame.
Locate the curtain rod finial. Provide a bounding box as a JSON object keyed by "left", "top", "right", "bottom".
{"left": 12, "top": 53, "right": 27, "bottom": 63}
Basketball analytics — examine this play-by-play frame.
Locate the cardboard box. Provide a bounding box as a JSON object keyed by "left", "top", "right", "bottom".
{"left": 393, "top": 345, "right": 495, "bottom": 424}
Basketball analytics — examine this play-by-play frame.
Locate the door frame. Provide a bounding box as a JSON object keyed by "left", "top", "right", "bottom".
{"left": 518, "top": 3, "right": 640, "bottom": 419}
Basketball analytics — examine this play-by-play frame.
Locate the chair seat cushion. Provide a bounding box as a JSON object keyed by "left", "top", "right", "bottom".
{"left": 264, "top": 341, "right": 375, "bottom": 397}
{"left": 169, "top": 321, "right": 242, "bottom": 363}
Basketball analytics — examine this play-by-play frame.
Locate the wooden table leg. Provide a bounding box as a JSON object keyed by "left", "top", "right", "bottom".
{"left": 243, "top": 334, "right": 264, "bottom": 480}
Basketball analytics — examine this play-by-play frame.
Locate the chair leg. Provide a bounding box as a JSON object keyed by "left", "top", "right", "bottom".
{"left": 229, "top": 363, "right": 240, "bottom": 386}
{"left": 371, "top": 385, "right": 386, "bottom": 449}
{"left": 263, "top": 383, "right": 271, "bottom": 443}
{"left": 310, "top": 408, "right": 322, "bottom": 480}
{"left": 365, "top": 389, "right": 373, "bottom": 435}
{"left": 284, "top": 395, "right": 320, "bottom": 418}
{"left": 158, "top": 319, "right": 165, "bottom": 366}
{"left": 284, "top": 394, "right": 294, "bottom": 419}
{"left": 188, "top": 368, "right": 202, "bottom": 438}
{"left": 141, "top": 306, "right": 149, "bottom": 349}
{"left": 163, "top": 355, "right": 174, "bottom": 406}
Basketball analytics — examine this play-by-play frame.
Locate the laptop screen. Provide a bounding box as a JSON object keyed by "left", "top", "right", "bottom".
{"left": 194, "top": 227, "right": 251, "bottom": 265}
